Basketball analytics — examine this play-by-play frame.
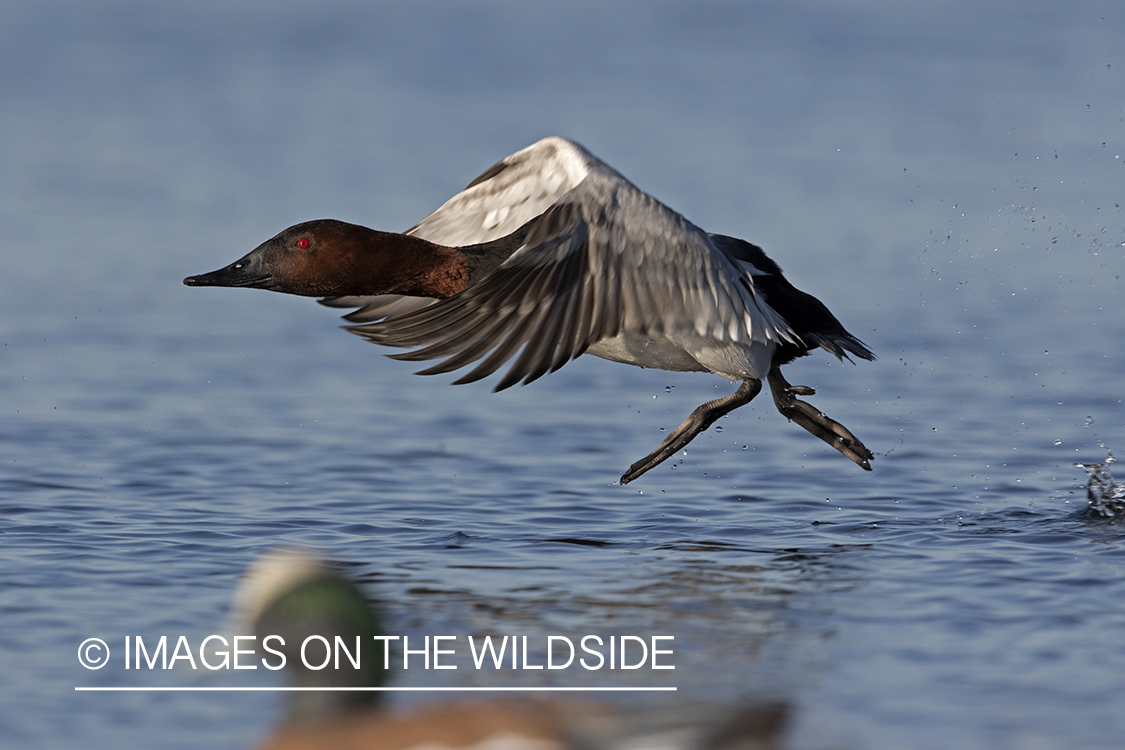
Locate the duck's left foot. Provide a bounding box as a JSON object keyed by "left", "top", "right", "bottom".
{"left": 767, "top": 367, "right": 873, "bottom": 470}
{"left": 620, "top": 378, "right": 763, "bottom": 484}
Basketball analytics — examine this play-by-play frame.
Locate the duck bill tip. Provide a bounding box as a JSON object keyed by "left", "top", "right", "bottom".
{"left": 182, "top": 269, "right": 237, "bottom": 287}
{"left": 182, "top": 265, "right": 271, "bottom": 290}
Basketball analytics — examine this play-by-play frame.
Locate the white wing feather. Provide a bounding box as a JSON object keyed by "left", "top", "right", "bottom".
{"left": 406, "top": 136, "right": 593, "bottom": 246}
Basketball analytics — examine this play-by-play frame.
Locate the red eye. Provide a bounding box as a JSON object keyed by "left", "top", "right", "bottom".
{"left": 296, "top": 238, "right": 310, "bottom": 249}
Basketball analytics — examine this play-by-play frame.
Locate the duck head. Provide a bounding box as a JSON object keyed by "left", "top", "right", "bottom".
{"left": 233, "top": 548, "right": 388, "bottom": 724}
{"left": 184, "top": 219, "right": 469, "bottom": 298}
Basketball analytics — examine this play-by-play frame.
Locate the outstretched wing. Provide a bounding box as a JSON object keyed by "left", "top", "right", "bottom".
{"left": 347, "top": 163, "right": 798, "bottom": 391}
{"left": 406, "top": 136, "right": 594, "bottom": 246}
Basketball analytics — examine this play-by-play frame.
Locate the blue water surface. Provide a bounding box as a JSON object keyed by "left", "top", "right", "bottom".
{"left": 2, "top": 1, "right": 1124, "bottom": 748}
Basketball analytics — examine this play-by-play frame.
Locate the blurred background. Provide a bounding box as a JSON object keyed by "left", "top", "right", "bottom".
{"left": 2, "top": 1, "right": 1124, "bottom": 748}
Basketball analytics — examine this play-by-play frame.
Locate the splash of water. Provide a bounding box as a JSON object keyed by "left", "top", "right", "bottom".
{"left": 1080, "top": 452, "right": 1125, "bottom": 517}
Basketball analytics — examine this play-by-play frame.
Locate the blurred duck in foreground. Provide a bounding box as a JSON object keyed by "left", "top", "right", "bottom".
{"left": 186, "top": 137, "right": 874, "bottom": 484}
{"left": 234, "top": 549, "right": 788, "bottom": 750}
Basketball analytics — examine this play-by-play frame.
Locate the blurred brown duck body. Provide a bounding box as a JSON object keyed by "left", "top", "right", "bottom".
{"left": 185, "top": 137, "right": 874, "bottom": 483}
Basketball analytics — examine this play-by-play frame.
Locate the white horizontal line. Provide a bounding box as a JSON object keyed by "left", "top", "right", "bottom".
{"left": 75, "top": 686, "right": 677, "bottom": 692}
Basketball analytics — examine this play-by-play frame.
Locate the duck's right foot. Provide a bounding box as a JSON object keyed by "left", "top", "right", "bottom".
{"left": 767, "top": 367, "right": 873, "bottom": 470}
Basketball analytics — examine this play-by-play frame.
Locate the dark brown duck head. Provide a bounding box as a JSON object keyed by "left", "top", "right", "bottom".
{"left": 183, "top": 219, "right": 471, "bottom": 299}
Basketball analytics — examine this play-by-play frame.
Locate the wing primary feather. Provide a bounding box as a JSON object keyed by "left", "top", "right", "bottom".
{"left": 383, "top": 313, "right": 509, "bottom": 362}
{"left": 552, "top": 274, "right": 597, "bottom": 371}
{"left": 348, "top": 264, "right": 530, "bottom": 348}
{"left": 506, "top": 302, "right": 569, "bottom": 386}
{"left": 403, "top": 314, "right": 519, "bottom": 374}
{"left": 457, "top": 262, "right": 566, "bottom": 388}
{"left": 449, "top": 306, "right": 547, "bottom": 387}
{"left": 585, "top": 261, "right": 622, "bottom": 345}
{"left": 354, "top": 294, "right": 496, "bottom": 348}
{"left": 348, "top": 296, "right": 478, "bottom": 346}
{"left": 404, "top": 262, "right": 564, "bottom": 375}
{"left": 495, "top": 277, "right": 576, "bottom": 388}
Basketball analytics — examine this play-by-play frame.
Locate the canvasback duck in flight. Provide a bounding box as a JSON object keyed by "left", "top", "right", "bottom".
{"left": 185, "top": 136, "right": 875, "bottom": 484}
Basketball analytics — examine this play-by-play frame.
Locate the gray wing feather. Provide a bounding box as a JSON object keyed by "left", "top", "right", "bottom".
{"left": 320, "top": 294, "right": 435, "bottom": 323}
